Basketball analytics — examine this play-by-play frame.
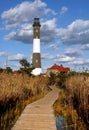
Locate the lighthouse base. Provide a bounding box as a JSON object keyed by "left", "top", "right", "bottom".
{"left": 31, "top": 68, "right": 42, "bottom": 76}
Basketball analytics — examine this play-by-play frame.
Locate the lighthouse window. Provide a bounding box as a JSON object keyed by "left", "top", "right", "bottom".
{"left": 36, "top": 29, "right": 38, "bottom": 32}
{"left": 36, "top": 60, "right": 38, "bottom": 63}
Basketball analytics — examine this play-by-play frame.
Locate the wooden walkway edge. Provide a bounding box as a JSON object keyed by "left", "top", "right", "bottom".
{"left": 12, "top": 86, "right": 59, "bottom": 130}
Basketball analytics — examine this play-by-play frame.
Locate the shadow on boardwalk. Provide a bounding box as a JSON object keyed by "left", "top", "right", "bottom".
{"left": 12, "top": 86, "right": 60, "bottom": 130}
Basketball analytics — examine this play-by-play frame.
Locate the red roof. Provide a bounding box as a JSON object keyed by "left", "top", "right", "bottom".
{"left": 13, "top": 70, "right": 19, "bottom": 74}
{"left": 47, "top": 64, "right": 70, "bottom": 72}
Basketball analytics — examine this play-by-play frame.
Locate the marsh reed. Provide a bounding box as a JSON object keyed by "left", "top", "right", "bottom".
{"left": 66, "top": 75, "right": 89, "bottom": 128}
{"left": 0, "top": 73, "right": 50, "bottom": 130}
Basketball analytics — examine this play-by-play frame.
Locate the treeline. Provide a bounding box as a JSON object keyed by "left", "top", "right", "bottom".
{"left": 0, "top": 59, "right": 34, "bottom": 75}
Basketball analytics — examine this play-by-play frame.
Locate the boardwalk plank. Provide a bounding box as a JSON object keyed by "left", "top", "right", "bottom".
{"left": 12, "top": 86, "right": 59, "bottom": 130}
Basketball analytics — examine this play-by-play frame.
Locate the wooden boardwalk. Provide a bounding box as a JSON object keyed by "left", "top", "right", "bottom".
{"left": 12, "top": 86, "right": 59, "bottom": 130}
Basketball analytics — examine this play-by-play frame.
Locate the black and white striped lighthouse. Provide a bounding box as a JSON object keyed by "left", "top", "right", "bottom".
{"left": 31, "top": 17, "right": 42, "bottom": 75}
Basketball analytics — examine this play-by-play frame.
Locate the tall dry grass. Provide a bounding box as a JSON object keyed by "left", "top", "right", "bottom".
{"left": 0, "top": 73, "right": 49, "bottom": 102}
{"left": 0, "top": 73, "right": 50, "bottom": 129}
{"left": 65, "top": 75, "right": 89, "bottom": 129}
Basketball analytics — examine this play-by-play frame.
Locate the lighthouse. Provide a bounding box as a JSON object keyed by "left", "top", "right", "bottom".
{"left": 31, "top": 18, "right": 42, "bottom": 76}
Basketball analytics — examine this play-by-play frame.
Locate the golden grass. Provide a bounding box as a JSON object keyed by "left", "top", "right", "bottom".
{"left": 53, "top": 74, "right": 89, "bottom": 130}
{"left": 0, "top": 73, "right": 50, "bottom": 129}
{"left": 65, "top": 75, "right": 89, "bottom": 129}
{"left": 0, "top": 73, "right": 49, "bottom": 102}
{"left": 53, "top": 89, "right": 86, "bottom": 130}
{"left": 66, "top": 75, "right": 89, "bottom": 113}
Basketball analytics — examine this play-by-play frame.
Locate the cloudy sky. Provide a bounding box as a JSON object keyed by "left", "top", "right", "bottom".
{"left": 0, "top": 0, "right": 89, "bottom": 72}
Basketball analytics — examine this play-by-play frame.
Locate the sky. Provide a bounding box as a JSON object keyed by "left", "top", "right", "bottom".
{"left": 0, "top": 0, "right": 89, "bottom": 72}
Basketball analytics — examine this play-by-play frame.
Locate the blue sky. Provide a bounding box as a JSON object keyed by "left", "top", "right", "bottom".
{"left": 0, "top": 0, "right": 89, "bottom": 72}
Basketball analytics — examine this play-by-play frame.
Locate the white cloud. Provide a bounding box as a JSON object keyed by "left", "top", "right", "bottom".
{"left": 81, "top": 44, "right": 89, "bottom": 50}
{"left": 2, "top": 0, "right": 89, "bottom": 47}
{"left": 44, "top": 8, "right": 56, "bottom": 15}
{"left": 47, "top": 44, "right": 59, "bottom": 50}
{"left": 42, "top": 53, "right": 89, "bottom": 67}
{"left": 5, "top": 18, "right": 57, "bottom": 44}
{"left": 41, "top": 18, "right": 57, "bottom": 43}
{"left": 41, "top": 18, "right": 56, "bottom": 30}
{"left": 0, "top": 52, "right": 8, "bottom": 57}
{"left": 1, "top": 0, "right": 56, "bottom": 28}
{"left": 68, "top": 19, "right": 89, "bottom": 32}
{"left": 4, "top": 23, "right": 33, "bottom": 43}
{"left": 42, "top": 52, "right": 89, "bottom": 67}
{"left": 4, "top": 18, "right": 89, "bottom": 46}
{"left": 65, "top": 48, "right": 83, "bottom": 57}
{"left": 8, "top": 53, "right": 25, "bottom": 61}
{"left": 57, "top": 19, "right": 89, "bottom": 45}
{"left": 41, "top": 53, "right": 75, "bottom": 63}
{"left": 41, "top": 53, "right": 54, "bottom": 60}
{"left": 55, "top": 54, "right": 75, "bottom": 63}
{"left": 69, "top": 59, "right": 89, "bottom": 65}
{"left": 60, "top": 6, "right": 68, "bottom": 15}
{"left": 5, "top": 31, "right": 16, "bottom": 40}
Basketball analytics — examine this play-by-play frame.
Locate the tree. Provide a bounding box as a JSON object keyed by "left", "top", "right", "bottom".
{"left": 20, "top": 59, "right": 30, "bottom": 68}
{"left": 0, "top": 68, "right": 3, "bottom": 73}
{"left": 19, "top": 59, "right": 33, "bottom": 75}
{"left": 49, "top": 72, "right": 56, "bottom": 85}
{"left": 4, "top": 67, "right": 12, "bottom": 73}
{"left": 57, "top": 72, "right": 68, "bottom": 88}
